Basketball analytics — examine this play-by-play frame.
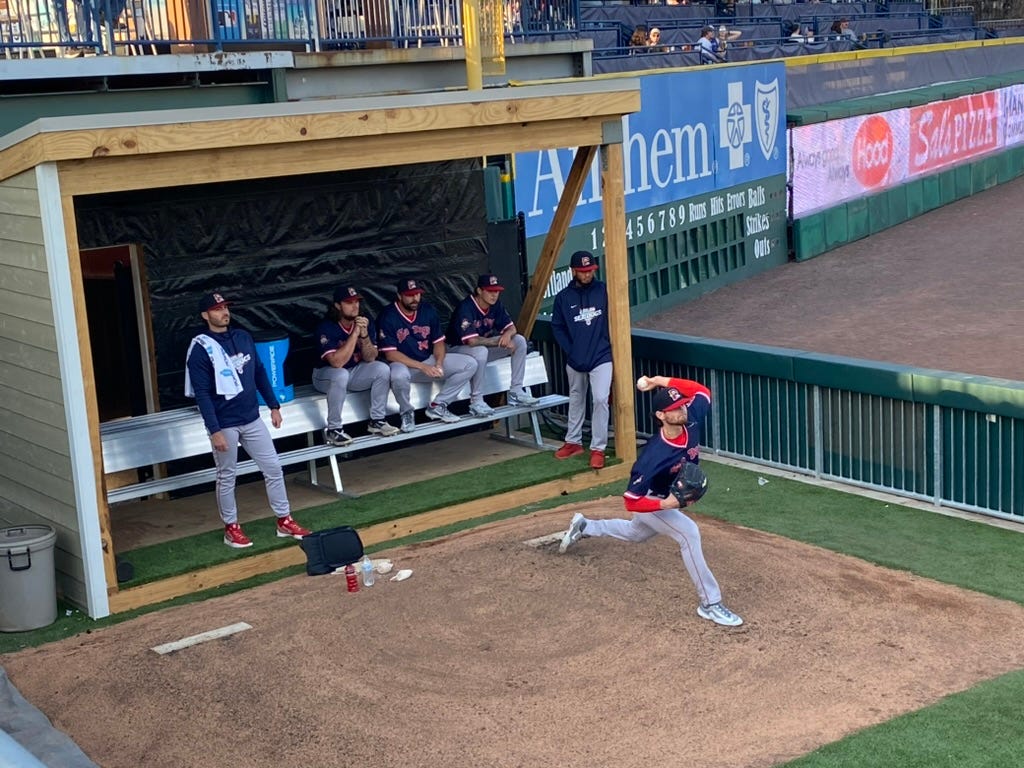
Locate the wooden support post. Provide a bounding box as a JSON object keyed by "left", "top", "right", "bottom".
{"left": 61, "top": 194, "right": 119, "bottom": 594}
{"left": 599, "top": 138, "right": 637, "bottom": 465}
{"left": 516, "top": 144, "right": 597, "bottom": 339}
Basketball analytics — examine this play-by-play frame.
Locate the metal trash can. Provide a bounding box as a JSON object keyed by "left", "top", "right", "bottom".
{"left": 0, "top": 526, "right": 57, "bottom": 632}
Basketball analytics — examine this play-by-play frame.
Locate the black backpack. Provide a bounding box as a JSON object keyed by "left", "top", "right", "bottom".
{"left": 299, "top": 525, "right": 365, "bottom": 575}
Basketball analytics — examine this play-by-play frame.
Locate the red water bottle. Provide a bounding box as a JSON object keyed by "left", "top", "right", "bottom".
{"left": 344, "top": 564, "right": 359, "bottom": 593}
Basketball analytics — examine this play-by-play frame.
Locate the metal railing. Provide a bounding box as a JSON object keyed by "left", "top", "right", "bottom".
{"left": 534, "top": 324, "right": 1024, "bottom": 523}
{"left": 0, "top": 0, "right": 578, "bottom": 56}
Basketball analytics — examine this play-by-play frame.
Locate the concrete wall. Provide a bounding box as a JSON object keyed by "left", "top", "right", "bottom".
{"left": 0, "top": 170, "right": 88, "bottom": 609}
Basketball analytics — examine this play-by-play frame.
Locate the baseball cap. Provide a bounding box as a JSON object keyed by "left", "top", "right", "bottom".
{"left": 569, "top": 251, "right": 599, "bottom": 271}
{"left": 198, "top": 292, "right": 230, "bottom": 313}
{"left": 476, "top": 274, "right": 505, "bottom": 291}
{"left": 651, "top": 385, "right": 692, "bottom": 413}
{"left": 396, "top": 278, "right": 425, "bottom": 296}
{"left": 333, "top": 285, "right": 364, "bottom": 303}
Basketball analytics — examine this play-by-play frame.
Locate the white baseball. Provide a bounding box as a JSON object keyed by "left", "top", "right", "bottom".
{"left": 636, "top": 376, "right": 649, "bottom": 390}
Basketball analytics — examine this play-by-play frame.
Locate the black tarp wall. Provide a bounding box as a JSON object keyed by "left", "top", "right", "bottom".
{"left": 75, "top": 159, "right": 495, "bottom": 411}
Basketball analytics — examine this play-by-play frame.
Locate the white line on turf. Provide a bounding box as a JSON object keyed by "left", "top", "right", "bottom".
{"left": 151, "top": 622, "right": 253, "bottom": 655}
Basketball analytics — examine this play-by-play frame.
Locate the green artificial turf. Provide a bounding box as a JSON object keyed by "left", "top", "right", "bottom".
{"left": 695, "top": 461, "right": 1024, "bottom": 604}
{"left": 783, "top": 669, "right": 1024, "bottom": 768}
{"left": 118, "top": 450, "right": 605, "bottom": 587}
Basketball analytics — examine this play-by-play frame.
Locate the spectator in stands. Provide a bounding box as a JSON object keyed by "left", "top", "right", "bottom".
{"left": 647, "top": 27, "right": 670, "bottom": 52}
{"left": 830, "top": 18, "right": 858, "bottom": 42}
{"left": 377, "top": 278, "right": 477, "bottom": 432}
{"left": 312, "top": 285, "right": 400, "bottom": 447}
{"left": 628, "top": 25, "right": 649, "bottom": 52}
{"left": 185, "top": 292, "right": 312, "bottom": 549}
{"left": 446, "top": 273, "right": 540, "bottom": 417}
{"left": 698, "top": 26, "right": 726, "bottom": 64}
{"left": 788, "top": 24, "right": 814, "bottom": 42}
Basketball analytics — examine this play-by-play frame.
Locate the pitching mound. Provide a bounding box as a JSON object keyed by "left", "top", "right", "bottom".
{"left": 5, "top": 501, "right": 1024, "bottom": 768}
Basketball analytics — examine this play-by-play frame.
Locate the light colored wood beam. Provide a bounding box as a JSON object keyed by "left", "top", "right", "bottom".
{"left": 2, "top": 90, "right": 640, "bottom": 184}
{"left": 515, "top": 144, "right": 597, "bottom": 338}
{"left": 600, "top": 142, "right": 637, "bottom": 465}
{"left": 61, "top": 193, "right": 119, "bottom": 592}
{"left": 106, "top": 462, "right": 629, "bottom": 613}
{"left": 57, "top": 119, "right": 610, "bottom": 197}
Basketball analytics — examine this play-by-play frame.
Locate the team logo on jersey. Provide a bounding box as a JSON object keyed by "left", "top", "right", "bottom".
{"left": 397, "top": 329, "right": 410, "bottom": 343}
{"left": 460, "top": 319, "right": 471, "bottom": 332}
{"left": 319, "top": 334, "right": 329, "bottom": 347}
{"left": 754, "top": 79, "right": 780, "bottom": 161}
{"left": 574, "top": 307, "right": 603, "bottom": 326}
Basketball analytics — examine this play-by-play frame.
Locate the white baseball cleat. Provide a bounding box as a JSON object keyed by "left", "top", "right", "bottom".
{"left": 558, "top": 513, "right": 587, "bottom": 553}
{"left": 697, "top": 602, "right": 743, "bottom": 627}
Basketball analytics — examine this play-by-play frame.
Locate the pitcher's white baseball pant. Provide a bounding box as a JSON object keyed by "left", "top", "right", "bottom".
{"left": 583, "top": 508, "right": 722, "bottom": 606}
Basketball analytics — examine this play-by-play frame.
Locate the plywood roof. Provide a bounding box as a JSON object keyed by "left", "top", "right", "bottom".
{"left": 0, "top": 80, "right": 641, "bottom": 194}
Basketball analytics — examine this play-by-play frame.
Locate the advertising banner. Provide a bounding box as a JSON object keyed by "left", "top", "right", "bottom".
{"left": 1002, "top": 84, "right": 1024, "bottom": 148}
{"left": 513, "top": 63, "right": 788, "bottom": 240}
{"left": 791, "top": 86, "right": 1024, "bottom": 218}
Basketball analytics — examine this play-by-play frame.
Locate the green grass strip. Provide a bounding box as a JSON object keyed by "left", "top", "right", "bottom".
{"left": 118, "top": 450, "right": 603, "bottom": 587}
{"left": 783, "top": 669, "right": 1024, "bottom": 768}
{"left": 0, "top": 476, "right": 622, "bottom": 655}
{"left": 696, "top": 462, "right": 1024, "bottom": 604}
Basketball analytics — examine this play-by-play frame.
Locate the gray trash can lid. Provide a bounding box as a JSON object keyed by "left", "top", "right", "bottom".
{"left": 0, "top": 526, "right": 56, "bottom": 554}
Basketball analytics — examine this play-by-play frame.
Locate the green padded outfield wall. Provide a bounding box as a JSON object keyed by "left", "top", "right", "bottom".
{"left": 789, "top": 74, "right": 1024, "bottom": 261}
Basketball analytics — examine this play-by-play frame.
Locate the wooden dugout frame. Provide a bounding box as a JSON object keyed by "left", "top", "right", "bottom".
{"left": 0, "top": 80, "right": 641, "bottom": 616}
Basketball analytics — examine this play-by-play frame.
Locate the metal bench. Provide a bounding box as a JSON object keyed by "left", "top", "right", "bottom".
{"left": 101, "top": 352, "right": 566, "bottom": 502}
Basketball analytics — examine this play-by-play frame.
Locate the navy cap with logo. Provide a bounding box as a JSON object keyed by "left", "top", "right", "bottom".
{"left": 333, "top": 286, "right": 364, "bottom": 303}
{"left": 396, "top": 278, "right": 425, "bottom": 296}
{"left": 198, "top": 292, "right": 230, "bottom": 313}
{"left": 476, "top": 274, "right": 505, "bottom": 292}
{"left": 569, "top": 251, "right": 599, "bottom": 271}
{"left": 651, "top": 386, "right": 692, "bottom": 413}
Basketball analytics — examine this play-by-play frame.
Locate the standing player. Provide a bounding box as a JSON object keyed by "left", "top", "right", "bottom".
{"left": 446, "top": 273, "right": 540, "bottom": 417}
{"left": 558, "top": 375, "right": 743, "bottom": 627}
{"left": 377, "top": 278, "right": 477, "bottom": 433}
{"left": 185, "top": 292, "right": 311, "bottom": 549}
{"left": 312, "top": 285, "right": 399, "bottom": 445}
{"left": 551, "top": 250, "right": 612, "bottom": 469}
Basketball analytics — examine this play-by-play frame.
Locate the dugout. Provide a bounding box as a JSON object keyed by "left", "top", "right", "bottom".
{"left": 0, "top": 82, "right": 641, "bottom": 619}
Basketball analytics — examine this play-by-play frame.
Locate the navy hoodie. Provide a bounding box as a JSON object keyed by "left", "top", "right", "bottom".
{"left": 186, "top": 327, "right": 279, "bottom": 434}
{"left": 551, "top": 278, "right": 612, "bottom": 372}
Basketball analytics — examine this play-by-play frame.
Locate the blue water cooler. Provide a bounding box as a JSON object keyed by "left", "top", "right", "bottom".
{"left": 253, "top": 332, "right": 294, "bottom": 406}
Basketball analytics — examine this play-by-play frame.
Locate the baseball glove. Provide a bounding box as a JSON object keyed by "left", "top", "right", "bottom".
{"left": 670, "top": 462, "right": 708, "bottom": 506}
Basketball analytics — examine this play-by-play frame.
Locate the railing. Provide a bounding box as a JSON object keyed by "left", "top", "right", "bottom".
{"left": 534, "top": 324, "right": 1024, "bottom": 523}
{"left": 0, "top": 0, "right": 579, "bottom": 56}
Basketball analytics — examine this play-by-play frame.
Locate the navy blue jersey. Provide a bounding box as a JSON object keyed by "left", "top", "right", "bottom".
{"left": 551, "top": 278, "right": 612, "bottom": 373}
{"left": 186, "top": 327, "right": 278, "bottom": 433}
{"left": 446, "top": 294, "right": 514, "bottom": 346}
{"left": 377, "top": 301, "right": 444, "bottom": 362}
{"left": 315, "top": 318, "right": 378, "bottom": 370}
{"left": 624, "top": 381, "right": 712, "bottom": 504}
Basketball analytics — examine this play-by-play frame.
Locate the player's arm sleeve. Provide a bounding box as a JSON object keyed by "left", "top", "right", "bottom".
{"left": 551, "top": 296, "right": 572, "bottom": 351}
{"left": 668, "top": 378, "right": 711, "bottom": 403}
{"left": 623, "top": 494, "right": 663, "bottom": 513}
{"left": 186, "top": 348, "right": 221, "bottom": 434}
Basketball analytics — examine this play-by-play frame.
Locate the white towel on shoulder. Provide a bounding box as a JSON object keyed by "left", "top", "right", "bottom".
{"left": 184, "top": 334, "right": 244, "bottom": 400}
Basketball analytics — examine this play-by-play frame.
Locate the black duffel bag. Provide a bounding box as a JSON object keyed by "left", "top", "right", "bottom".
{"left": 299, "top": 525, "right": 364, "bottom": 576}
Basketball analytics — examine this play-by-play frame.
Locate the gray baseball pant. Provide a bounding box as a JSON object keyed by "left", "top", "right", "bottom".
{"left": 212, "top": 417, "right": 291, "bottom": 525}
{"left": 312, "top": 360, "right": 392, "bottom": 428}
{"left": 450, "top": 334, "right": 528, "bottom": 401}
{"left": 565, "top": 361, "right": 612, "bottom": 452}
{"left": 583, "top": 508, "right": 722, "bottom": 606}
{"left": 388, "top": 352, "right": 477, "bottom": 412}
